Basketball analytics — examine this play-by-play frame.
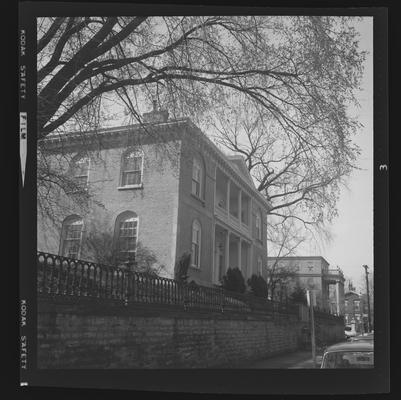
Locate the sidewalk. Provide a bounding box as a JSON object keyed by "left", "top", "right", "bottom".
{"left": 237, "top": 350, "right": 323, "bottom": 369}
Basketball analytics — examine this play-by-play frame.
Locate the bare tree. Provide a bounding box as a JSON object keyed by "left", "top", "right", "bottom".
{"left": 37, "top": 16, "right": 366, "bottom": 245}
{"left": 266, "top": 219, "right": 305, "bottom": 301}
{"left": 37, "top": 16, "right": 364, "bottom": 140}
{"left": 211, "top": 95, "right": 359, "bottom": 244}
{"left": 82, "top": 224, "right": 166, "bottom": 276}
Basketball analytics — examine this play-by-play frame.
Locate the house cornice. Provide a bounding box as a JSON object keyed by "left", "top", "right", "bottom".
{"left": 40, "top": 118, "right": 271, "bottom": 210}
{"left": 267, "top": 256, "right": 331, "bottom": 266}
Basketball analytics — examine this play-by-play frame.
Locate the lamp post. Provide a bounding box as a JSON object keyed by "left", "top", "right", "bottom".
{"left": 362, "top": 265, "right": 372, "bottom": 332}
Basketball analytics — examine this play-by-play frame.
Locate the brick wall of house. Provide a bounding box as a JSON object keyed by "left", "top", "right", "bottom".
{"left": 175, "top": 133, "right": 217, "bottom": 286}
{"left": 37, "top": 297, "right": 344, "bottom": 369}
{"left": 37, "top": 136, "right": 182, "bottom": 279}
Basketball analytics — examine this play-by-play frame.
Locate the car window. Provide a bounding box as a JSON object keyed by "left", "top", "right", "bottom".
{"left": 322, "top": 351, "right": 373, "bottom": 368}
{"left": 345, "top": 327, "right": 352, "bottom": 331}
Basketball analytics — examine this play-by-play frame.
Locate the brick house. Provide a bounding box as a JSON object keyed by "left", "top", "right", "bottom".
{"left": 38, "top": 109, "right": 270, "bottom": 287}
{"left": 266, "top": 256, "right": 345, "bottom": 313}
{"left": 344, "top": 290, "right": 369, "bottom": 333}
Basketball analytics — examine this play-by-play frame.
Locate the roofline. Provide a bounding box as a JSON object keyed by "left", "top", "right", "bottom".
{"left": 41, "top": 118, "right": 272, "bottom": 210}
{"left": 267, "top": 256, "right": 331, "bottom": 264}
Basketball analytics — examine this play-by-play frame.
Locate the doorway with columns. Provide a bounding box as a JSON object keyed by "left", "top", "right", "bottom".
{"left": 213, "top": 224, "right": 251, "bottom": 284}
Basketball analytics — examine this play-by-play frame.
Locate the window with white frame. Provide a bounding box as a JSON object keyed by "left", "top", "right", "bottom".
{"left": 61, "top": 216, "right": 84, "bottom": 259}
{"left": 255, "top": 211, "right": 262, "bottom": 240}
{"left": 257, "top": 257, "right": 263, "bottom": 276}
{"left": 191, "top": 219, "right": 201, "bottom": 268}
{"left": 354, "top": 300, "right": 360, "bottom": 312}
{"left": 192, "top": 157, "right": 203, "bottom": 198}
{"left": 116, "top": 212, "right": 138, "bottom": 261}
{"left": 71, "top": 156, "right": 90, "bottom": 189}
{"left": 121, "top": 149, "right": 143, "bottom": 187}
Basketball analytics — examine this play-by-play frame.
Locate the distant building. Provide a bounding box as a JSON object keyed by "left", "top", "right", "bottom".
{"left": 37, "top": 107, "right": 271, "bottom": 287}
{"left": 344, "top": 289, "right": 372, "bottom": 333}
{"left": 267, "top": 256, "right": 345, "bottom": 314}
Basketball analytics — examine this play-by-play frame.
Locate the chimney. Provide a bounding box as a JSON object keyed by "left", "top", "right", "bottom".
{"left": 142, "top": 99, "right": 169, "bottom": 124}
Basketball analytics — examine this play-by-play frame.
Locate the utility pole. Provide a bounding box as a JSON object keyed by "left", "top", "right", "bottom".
{"left": 362, "top": 265, "right": 372, "bottom": 332}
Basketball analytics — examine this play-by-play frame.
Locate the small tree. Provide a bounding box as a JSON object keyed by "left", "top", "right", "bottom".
{"left": 222, "top": 267, "right": 246, "bottom": 294}
{"left": 289, "top": 285, "right": 307, "bottom": 305}
{"left": 82, "top": 227, "right": 165, "bottom": 275}
{"left": 247, "top": 274, "right": 269, "bottom": 298}
{"left": 174, "top": 252, "right": 191, "bottom": 283}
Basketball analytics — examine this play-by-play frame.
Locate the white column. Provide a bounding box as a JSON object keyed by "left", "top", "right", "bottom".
{"left": 249, "top": 199, "right": 253, "bottom": 233}
{"left": 212, "top": 222, "right": 216, "bottom": 283}
{"left": 238, "top": 189, "right": 242, "bottom": 222}
{"left": 225, "top": 230, "right": 230, "bottom": 272}
{"left": 238, "top": 237, "right": 242, "bottom": 272}
{"left": 226, "top": 179, "right": 231, "bottom": 215}
{"left": 336, "top": 281, "right": 340, "bottom": 315}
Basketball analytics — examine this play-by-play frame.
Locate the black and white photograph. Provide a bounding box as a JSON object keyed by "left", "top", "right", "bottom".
{"left": 19, "top": 2, "right": 389, "bottom": 394}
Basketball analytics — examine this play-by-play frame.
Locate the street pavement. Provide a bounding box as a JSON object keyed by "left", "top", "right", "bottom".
{"left": 237, "top": 350, "right": 323, "bottom": 369}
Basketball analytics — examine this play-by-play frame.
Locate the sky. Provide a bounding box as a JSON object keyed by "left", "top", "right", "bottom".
{"left": 312, "top": 18, "right": 373, "bottom": 292}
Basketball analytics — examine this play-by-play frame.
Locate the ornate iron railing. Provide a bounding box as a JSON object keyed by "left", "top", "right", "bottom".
{"left": 36, "top": 252, "right": 314, "bottom": 317}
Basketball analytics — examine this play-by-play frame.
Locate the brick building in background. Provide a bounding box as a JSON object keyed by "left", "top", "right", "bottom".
{"left": 38, "top": 107, "right": 270, "bottom": 287}
{"left": 343, "top": 288, "right": 372, "bottom": 333}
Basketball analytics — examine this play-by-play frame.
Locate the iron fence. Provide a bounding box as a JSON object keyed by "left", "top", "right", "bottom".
{"left": 37, "top": 252, "right": 321, "bottom": 318}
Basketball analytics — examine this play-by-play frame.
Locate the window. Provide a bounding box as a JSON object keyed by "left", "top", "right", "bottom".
{"left": 71, "top": 156, "right": 90, "bottom": 190}
{"left": 120, "top": 149, "right": 143, "bottom": 187}
{"left": 61, "top": 216, "right": 83, "bottom": 259}
{"left": 115, "top": 212, "right": 138, "bottom": 261}
{"left": 257, "top": 257, "right": 263, "bottom": 276}
{"left": 191, "top": 220, "right": 201, "bottom": 268}
{"left": 345, "top": 300, "right": 349, "bottom": 308}
{"left": 354, "top": 300, "right": 360, "bottom": 312}
{"left": 255, "top": 211, "right": 262, "bottom": 240}
{"left": 192, "top": 157, "right": 203, "bottom": 198}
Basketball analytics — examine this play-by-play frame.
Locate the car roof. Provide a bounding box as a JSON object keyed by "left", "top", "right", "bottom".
{"left": 324, "top": 341, "right": 373, "bottom": 353}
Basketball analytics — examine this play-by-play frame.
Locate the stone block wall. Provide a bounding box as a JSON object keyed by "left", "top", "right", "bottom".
{"left": 37, "top": 296, "right": 344, "bottom": 369}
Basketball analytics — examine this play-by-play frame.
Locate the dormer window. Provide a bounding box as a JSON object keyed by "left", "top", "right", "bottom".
{"left": 120, "top": 149, "right": 143, "bottom": 188}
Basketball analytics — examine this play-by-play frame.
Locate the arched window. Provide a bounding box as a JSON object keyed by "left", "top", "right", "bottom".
{"left": 191, "top": 219, "right": 201, "bottom": 268}
{"left": 255, "top": 210, "right": 262, "bottom": 240}
{"left": 71, "top": 155, "right": 90, "bottom": 189}
{"left": 60, "top": 215, "right": 84, "bottom": 259}
{"left": 115, "top": 211, "right": 138, "bottom": 261}
{"left": 120, "top": 149, "right": 144, "bottom": 187}
{"left": 192, "top": 157, "right": 203, "bottom": 198}
{"left": 257, "top": 257, "right": 263, "bottom": 276}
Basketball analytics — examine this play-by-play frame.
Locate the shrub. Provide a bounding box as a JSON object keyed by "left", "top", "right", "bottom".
{"left": 289, "top": 285, "right": 307, "bottom": 305}
{"left": 247, "top": 274, "right": 268, "bottom": 298}
{"left": 221, "top": 267, "right": 246, "bottom": 294}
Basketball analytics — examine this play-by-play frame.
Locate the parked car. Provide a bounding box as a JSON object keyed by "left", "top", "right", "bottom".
{"left": 320, "top": 341, "right": 374, "bottom": 369}
{"left": 344, "top": 325, "right": 357, "bottom": 339}
{"left": 349, "top": 332, "right": 374, "bottom": 342}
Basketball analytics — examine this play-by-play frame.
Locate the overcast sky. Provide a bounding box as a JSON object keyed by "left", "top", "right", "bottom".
{"left": 314, "top": 18, "right": 373, "bottom": 292}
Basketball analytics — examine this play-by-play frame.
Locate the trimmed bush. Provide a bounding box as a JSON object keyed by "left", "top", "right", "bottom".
{"left": 247, "top": 274, "right": 268, "bottom": 298}
{"left": 222, "top": 267, "right": 246, "bottom": 294}
{"left": 289, "top": 285, "right": 307, "bottom": 305}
